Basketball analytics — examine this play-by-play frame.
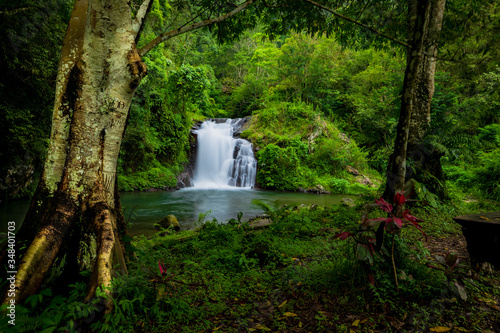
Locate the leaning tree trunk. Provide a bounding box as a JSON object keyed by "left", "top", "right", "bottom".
{"left": 2, "top": 0, "right": 146, "bottom": 313}
{"left": 407, "top": 0, "right": 448, "bottom": 199}
{"left": 385, "top": 0, "right": 446, "bottom": 200}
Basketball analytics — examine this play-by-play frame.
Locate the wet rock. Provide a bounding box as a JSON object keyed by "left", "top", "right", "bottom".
{"left": 155, "top": 215, "right": 180, "bottom": 231}
{"left": 356, "top": 175, "right": 375, "bottom": 187}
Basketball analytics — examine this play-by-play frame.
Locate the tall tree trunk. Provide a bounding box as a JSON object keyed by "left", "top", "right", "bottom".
{"left": 385, "top": 0, "right": 446, "bottom": 200}
{"left": 407, "top": 0, "right": 448, "bottom": 199}
{"left": 2, "top": 0, "right": 146, "bottom": 313}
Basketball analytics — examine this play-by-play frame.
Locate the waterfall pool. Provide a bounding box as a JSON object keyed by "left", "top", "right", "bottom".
{"left": 120, "top": 189, "right": 352, "bottom": 236}
{"left": 0, "top": 190, "right": 353, "bottom": 236}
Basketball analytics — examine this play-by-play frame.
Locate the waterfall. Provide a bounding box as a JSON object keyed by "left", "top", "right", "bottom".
{"left": 192, "top": 119, "right": 257, "bottom": 189}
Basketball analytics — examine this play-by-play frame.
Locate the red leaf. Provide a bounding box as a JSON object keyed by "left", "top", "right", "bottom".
{"left": 334, "top": 231, "right": 354, "bottom": 240}
{"left": 158, "top": 259, "right": 166, "bottom": 276}
{"left": 427, "top": 264, "right": 444, "bottom": 271}
{"left": 402, "top": 210, "right": 423, "bottom": 223}
{"left": 375, "top": 197, "right": 393, "bottom": 213}
{"left": 402, "top": 211, "right": 427, "bottom": 240}
{"left": 367, "top": 217, "right": 390, "bottom": 222}
{"left": 385, "top": 218, "right": 402, "bottom": 233}
{"left": 368, "top": 274, "right": 375, "bottom": 286}
{"left": 394, "top": 192, "right": 406, "bottom": 206}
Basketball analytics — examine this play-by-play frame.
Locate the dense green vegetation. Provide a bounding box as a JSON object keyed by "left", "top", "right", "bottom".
{"left": 3, "top": 20, "right": 498, "bottom": 199}
{"left": 1, "top": 0, "right": 499, "bottom": 331}
{"left": 3, "top": 198, "right": 500, "bottom": 332}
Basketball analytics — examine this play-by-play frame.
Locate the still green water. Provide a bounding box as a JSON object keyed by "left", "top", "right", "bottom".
{"left": 1, "top": 189, "right": 350, "bottom": 236}
{"left": 121, "top": 188, "right": 349, "bottom": 236}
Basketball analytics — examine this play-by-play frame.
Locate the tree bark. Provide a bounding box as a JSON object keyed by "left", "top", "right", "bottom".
{"left": 2, "top": 0, "right": 146, "bottom": 314}
{"left": 385, "top": 0, "right": 446, "bottom": 201}
{"left": 385, "top": 0, "right": 431, "bottom": 200}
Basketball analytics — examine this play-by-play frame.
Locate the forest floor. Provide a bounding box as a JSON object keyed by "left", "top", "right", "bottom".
{"left": 132, "top": 207, "right": 500, "bottom": 333}
{"left": 7, "top": 201, "right": 500, "bottom": 333}
{"left": 206, "top": 236, "right": 500, "bottom": 333}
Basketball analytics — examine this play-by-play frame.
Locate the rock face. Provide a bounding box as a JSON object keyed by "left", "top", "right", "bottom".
{"left": 298, "top": 185, "right": 331, "bottom": 194}
{"left": 155, "top": 215, "right": 180, "bottom": 231}
{"left": 344, "top": 165, "right": 377, "bottom": 188}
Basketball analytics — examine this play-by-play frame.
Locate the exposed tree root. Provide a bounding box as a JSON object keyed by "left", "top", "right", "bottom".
{"left": 85, "top": 205, "right": 127, "bottom": 316}
{"left": 2, "top": 203, "right": 74, "bottom": 306}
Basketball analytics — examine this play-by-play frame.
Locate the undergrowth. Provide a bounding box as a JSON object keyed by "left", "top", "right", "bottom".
{"left": 2, "top": 200, "right": 499, "bottom": 332}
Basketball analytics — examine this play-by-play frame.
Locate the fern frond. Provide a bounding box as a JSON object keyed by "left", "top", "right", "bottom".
{"left": 251, "top": 199, "right": 273, "bottom": 213}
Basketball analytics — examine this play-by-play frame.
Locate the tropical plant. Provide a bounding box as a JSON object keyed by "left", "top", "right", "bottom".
{"left": 335, "top": 193, "right": 426, "bottom": 290}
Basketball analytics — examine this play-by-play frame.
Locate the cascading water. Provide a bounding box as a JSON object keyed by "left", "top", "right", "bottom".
{"left": 192, "top": 119, "right": 257, "bottom": 189}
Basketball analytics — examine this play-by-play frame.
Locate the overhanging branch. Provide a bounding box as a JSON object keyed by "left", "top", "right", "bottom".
{"left": 299, "top": 0, "right": 409, "bottom": 48}
{"left": 138, "top": 0, "right": 256, "bottom": 57}
{"left": 133, "top": 0, "right": 153, "bottom": 44}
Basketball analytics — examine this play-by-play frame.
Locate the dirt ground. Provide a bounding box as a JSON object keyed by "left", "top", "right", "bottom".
{"left": 424, "top": 234, "right": 470, "bottom": 265}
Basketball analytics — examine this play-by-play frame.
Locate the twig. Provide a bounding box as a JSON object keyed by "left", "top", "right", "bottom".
{"left": 391, "top": 233, "right": 399, "bottom": 292}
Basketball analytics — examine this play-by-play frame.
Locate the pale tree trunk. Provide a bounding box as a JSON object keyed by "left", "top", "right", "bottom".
{"left": 385, "top": 0, "right": 446, "bottom": 200}
{"left": 1, "top": 0, "right": 256, "bottom": 316}
{"left": 6, "top": 0, "right": 146, "bottom": 312}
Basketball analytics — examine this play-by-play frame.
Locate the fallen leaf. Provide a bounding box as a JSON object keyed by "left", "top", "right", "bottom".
{"left": 254, "top": 324, "right": 271, "bottom": 331}
{"left": 490, "top": 304, "right": 500, "bottom": 311}
{"left": 430, "top": 327, "right": 451, "bottom": 332}
{"left": 283, "top": 312, "right": 297, "bottom": 317}
{"left": 479, "top": 216, "right": 491, "bottom": 221}
{"left": 352, "top": 319, "right": 360, "bottom": 327}
{"left": 278, "top": 300, "right": 287, "bottom": 308}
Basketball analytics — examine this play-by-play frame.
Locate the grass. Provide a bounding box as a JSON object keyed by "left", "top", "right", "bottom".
{"left": 2, "top": 198, "right": 500, "bottom": 332}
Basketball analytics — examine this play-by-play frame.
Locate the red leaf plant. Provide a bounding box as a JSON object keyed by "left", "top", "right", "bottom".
{"left": 334, "top": 192, "right": 426, "bottom": 290}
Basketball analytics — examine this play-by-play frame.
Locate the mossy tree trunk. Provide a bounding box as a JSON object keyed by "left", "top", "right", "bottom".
{"left": 5, "top": 0, "right": 146, "bottom": 313}
{"left": 407, "top": 0, "right": 448, "bottom": 199}
{"left": 385, "top": 0, "right": 446, "bottom": 200}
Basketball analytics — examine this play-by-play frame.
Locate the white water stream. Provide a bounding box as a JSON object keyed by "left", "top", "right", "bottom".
{"left": 192, "top": 119, "right": 257, "bottom": 189}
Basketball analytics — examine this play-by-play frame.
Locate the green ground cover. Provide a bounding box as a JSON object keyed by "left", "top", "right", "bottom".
{"left": 4, "top": 197, "right": 499, "bottom": 332}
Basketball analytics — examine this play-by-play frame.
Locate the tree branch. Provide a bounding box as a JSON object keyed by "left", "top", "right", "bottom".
{"left": 133, "top": 0, "right": 153, "bottom": 44}
{"left": 138, "top": 0, "right": 256, "bottom": 57}
{"left": 0, "top": 7, "right": 33, "bottom": 15}
{"left": 299, "top": 0, "right": 409, "bottom": 48}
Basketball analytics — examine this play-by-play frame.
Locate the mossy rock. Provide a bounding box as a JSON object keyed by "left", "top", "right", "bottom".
{"left": 154, "top": 215, "right": 180, "bottom": 231}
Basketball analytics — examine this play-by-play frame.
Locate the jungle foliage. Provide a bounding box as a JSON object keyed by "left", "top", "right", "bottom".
{"left": 0, "top": 1, "right": 498, "bottom": 201}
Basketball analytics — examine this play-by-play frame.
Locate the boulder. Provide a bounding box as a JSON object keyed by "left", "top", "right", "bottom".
{"left": 155, "top": 215, "right": 180, "bottom": 231}
{"left": 355, "top": 175, "right": 375, "bottom": 187}
{"left": 345, "top": 165, "right": 360, "bottom": 176}
{"left": 340, "top": 197, "right": 356, "bottom": 208}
